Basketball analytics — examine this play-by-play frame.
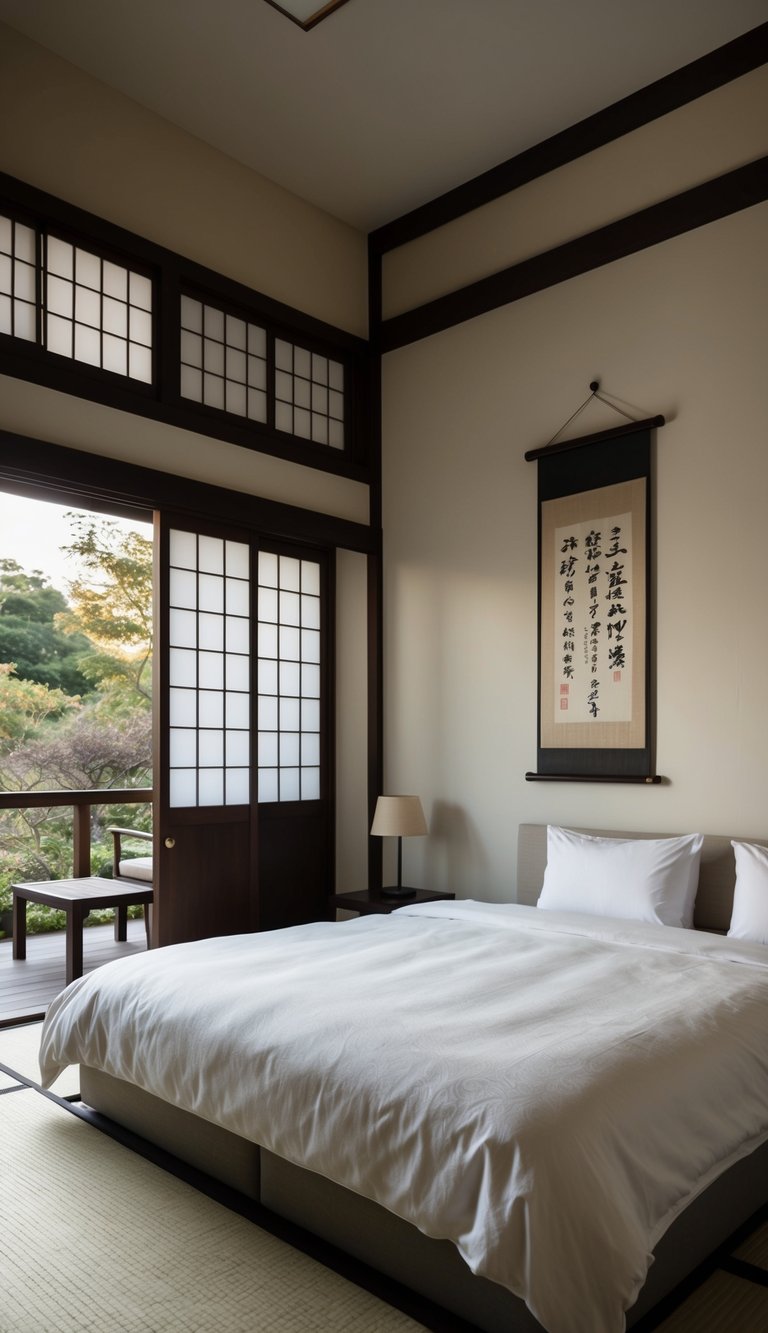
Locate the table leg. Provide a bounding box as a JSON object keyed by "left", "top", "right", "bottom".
{"left": 114, "top": 904, "right": 128, "bottom": 941}
{"left": 66, "top": 902, "right": 86, "bottom": 986}
{"left": 12, "top": 891, "right": 27, "bottom": 960}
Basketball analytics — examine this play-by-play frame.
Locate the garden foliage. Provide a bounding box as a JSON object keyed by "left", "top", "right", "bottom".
{"left": 0, "top": 517, "right": 152, "bottom": 933}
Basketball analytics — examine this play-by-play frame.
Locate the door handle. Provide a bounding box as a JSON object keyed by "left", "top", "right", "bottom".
{"left": 164, "top": 836, "right": 175, "bottom": 849}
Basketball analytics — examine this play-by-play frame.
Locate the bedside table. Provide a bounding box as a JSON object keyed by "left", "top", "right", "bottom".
{"left": 330, "top": 888, "right": 455, "bottom": 917}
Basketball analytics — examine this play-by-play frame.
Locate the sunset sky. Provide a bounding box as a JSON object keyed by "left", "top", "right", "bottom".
{"left": 0, "top": 490, "right": 151, "bottom": 591}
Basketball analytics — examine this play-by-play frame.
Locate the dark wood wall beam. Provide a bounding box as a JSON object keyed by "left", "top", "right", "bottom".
{"left": 370, "top": 23, "right": 768, "bottom": 255}
{"left": 0, "top": 348, "right": 369, "bottom": 483}
{"left": 380, "top": 157, "right": 768, "bottom": 353}
{"left": 0, "top": 430, "right": 375, "bottom": 554}
{"left": 366, "top": 235, "right": 384, "bottom": 889}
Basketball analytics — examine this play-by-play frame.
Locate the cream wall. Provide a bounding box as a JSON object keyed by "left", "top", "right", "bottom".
{"left": 0, "top": 24, "right": 367, "bottom": 337}
{"left": 0, "top": 376, "right": 369, "bottom": 525}
{"left": 383, "top": 65, "right": 768, "bottom": 319}
{"left": 335, "top": 550, "right": 369, "bottom": 892}
{"left": 0, "top": 24, "right": 371, "bottom": 882}
{"left": 381, "top": 201, "right": 768, "bottom": 900}
{"left": 0, "top": 23, "right": 369, "bottom": 518}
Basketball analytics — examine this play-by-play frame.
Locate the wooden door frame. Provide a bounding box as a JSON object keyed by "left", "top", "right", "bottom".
{"left": 0, "top": 431, "right": 375, "bottom": 552}
{"left": 0, "top": 428, "right": 382, "bottom": 920}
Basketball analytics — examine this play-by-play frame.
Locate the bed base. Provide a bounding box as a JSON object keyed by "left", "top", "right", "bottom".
{"left": 80, "top": 1065, "right": 768, "bottom": 1333}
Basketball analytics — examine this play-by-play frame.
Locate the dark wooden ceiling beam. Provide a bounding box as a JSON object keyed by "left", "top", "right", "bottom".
{"left": 370, "top": 23, "right": 768, "bottom": 256}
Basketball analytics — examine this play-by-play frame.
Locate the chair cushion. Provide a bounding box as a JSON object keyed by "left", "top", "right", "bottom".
{"left": 118, "top": 856, "right": 153, "bottom": 883}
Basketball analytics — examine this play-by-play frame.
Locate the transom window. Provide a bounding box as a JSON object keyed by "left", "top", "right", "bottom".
{"left": 180, "top": 295, "right": 268, "bottom": 422}
{"left": 179, "top": 295, "right": 346, "bottom": 453}
{"left": 0, "top": 215, "right": 37, "bottom": 342}
{"left": 0, "top": 181, "right": 365, "bottom": 476}
{"left": 45, "top": 236, "right": 153, "bottom": 382}
{"left": 0, "top": 211, "right": 153, "bottom": 384}
{"left": 275, "top": 338, "right": 344, "bottom": 448}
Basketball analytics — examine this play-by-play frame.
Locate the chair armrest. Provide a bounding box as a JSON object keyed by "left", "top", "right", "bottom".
{"left": 107, "top": 826, "right": 152, "bottom": 879}
{"left": 106, "top": 826, "right": 153, "bottom": 841}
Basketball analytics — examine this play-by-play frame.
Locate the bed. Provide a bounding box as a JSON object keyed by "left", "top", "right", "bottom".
{"left": 39, "top": 825, "right": 768, "bottom": 1333}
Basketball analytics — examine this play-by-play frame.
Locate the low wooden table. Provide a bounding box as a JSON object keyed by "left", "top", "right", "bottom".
{"left": 12, "top": 876, "right": 154, "bottom": 987}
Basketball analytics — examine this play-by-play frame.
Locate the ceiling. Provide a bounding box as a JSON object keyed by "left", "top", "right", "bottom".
{"left": 0, "top": 0, "right": 765, "bottom": 232}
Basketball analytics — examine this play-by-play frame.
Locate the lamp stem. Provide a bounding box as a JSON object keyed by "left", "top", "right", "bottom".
{"left": 397, "top": 835, "right": 403, "bottom": 889}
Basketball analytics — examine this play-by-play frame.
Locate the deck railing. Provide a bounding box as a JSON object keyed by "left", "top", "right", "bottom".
{"left": 0, "top": 788, "right": 153, "bottom": 878}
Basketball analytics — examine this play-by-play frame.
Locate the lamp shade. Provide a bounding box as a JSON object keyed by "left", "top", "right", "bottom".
{"left": 370, "top": 795, "right": 427, "bottom": 838}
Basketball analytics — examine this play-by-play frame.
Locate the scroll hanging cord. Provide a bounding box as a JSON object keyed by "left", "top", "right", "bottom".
{"left": 544, "top": 382, "right": 640, "bottom": 448}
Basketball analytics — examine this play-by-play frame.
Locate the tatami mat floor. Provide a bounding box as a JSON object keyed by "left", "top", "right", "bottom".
{"left": 653, "top": 1267, "right": 768, "bottom": 1332}
{"left": 1, "top": 1022, "right": 766, "bottom": 1333}
{"left": 1, "top": 1086, "right": 426, "bottom": 1333}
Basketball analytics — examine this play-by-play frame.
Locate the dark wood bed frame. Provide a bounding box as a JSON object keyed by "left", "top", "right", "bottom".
{"left": 79, "top": 825, "right": 768, "bottom": 1333}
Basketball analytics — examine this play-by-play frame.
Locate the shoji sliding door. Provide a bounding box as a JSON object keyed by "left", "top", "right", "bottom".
{"left": 255, "top": 543, "right": 334, "bottom": 930}
{"left": 154, "top": 515, "right": 332, "bottom": 946}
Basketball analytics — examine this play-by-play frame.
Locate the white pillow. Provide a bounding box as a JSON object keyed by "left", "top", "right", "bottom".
{"left": 537, "top": 826, "right": 704, "bottom": 928}
{"left": 728, "top": 841, "right": 768, "bottom": 944}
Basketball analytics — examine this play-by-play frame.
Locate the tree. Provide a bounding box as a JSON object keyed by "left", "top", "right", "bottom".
{"left": 59, "top": 515, "right": 153, "bottom": 707}
{"left": 0, "top": 519, "right": 154, "bottom": 930}
{"left": 0, "top": 705, "right": 152, "bottom": 908}
{"left": 0, "top": 559, "right": 94, "bottom": 695}
{"left": 0, "top": 663, "right": 82, "bottom": 904}
{"left": 4, "top": 710, "right": 152, "bottom": 793}
{"left": 0, "top": 662, "right": 77, "bottom": 748}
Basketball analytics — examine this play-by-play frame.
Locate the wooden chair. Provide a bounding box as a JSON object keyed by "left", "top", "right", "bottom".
{"left": 107, "top": 826, "right": 153, "bottom": 945}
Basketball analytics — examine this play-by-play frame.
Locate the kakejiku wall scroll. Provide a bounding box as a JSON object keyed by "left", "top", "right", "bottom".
{"left": 525, "top": 398, "right": 664, "bottom": 783}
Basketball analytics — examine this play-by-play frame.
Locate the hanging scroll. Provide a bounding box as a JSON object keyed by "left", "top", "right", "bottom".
{"left": 526, "top": 415, "right": 663, "bottom": 782}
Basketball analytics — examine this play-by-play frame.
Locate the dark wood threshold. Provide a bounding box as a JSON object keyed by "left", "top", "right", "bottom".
{"left": 720, "top": 1256, "right": 768, "bottom": 1288}
{"left": 630, "top": 1202, "right": 768, "bottom": 1332}
{"left": 0, "top": 1013, "right": 45, "bottom": 1030}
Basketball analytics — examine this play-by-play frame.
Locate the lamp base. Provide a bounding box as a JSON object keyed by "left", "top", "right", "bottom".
{"left": 379, "top": 885, "right": 418, "bottom": 899}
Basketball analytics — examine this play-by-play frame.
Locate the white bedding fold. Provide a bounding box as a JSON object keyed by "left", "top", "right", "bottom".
{"left": 39, "top": 902, "right": 768, "bottom": 1333}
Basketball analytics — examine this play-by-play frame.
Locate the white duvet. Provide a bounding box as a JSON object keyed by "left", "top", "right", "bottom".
{"left": 40, "top": 901, "right": 768, "bottom": 1333}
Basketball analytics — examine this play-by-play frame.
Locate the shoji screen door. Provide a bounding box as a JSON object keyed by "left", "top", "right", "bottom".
{"left": 154, "top": 515, "right": 332, "bottom": 946}
{"left": 255, "top": 541, "right": 333, "bottom": 931}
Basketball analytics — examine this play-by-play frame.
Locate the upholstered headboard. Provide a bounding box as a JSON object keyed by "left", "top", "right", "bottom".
{"left": 516, "top": 824, "right": 767, "bottom": 934}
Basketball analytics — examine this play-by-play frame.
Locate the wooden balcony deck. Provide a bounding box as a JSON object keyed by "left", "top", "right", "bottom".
{"left": 0, "top": 918, "right": 148, "bottom": 1024}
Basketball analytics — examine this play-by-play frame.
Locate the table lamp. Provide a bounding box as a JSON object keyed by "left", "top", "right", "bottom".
{"left": 371, "top": 795, "right": 428, "bottom": 898}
